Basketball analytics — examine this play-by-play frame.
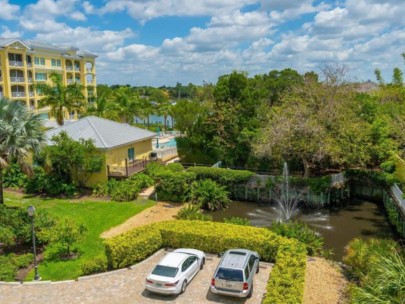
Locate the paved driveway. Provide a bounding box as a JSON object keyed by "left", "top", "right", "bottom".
{"left": 0, "top": 250, "right": 272, "bottom": 304}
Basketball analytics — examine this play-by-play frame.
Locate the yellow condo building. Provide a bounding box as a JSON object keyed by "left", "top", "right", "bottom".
{"left": 0, "top": 38, "right": 96, "bottom": 119}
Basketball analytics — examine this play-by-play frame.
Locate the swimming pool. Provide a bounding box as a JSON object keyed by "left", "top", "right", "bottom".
{"left": 153, "top": 137, "right": 177, "bottom": 149}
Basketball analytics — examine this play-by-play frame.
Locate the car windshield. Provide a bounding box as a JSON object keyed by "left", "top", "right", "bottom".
{"left": 216, "top": 267, "right": 244, "bottom": 282}
{"left": 152, "top": 265, "right": 179, "bottom": 278}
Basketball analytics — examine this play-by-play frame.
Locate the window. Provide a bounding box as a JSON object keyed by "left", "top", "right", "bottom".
{"left": 35, "top": 73, "right": 47, "bottom": 81}
{"left": 181, "top": 256, "right": 197, "bottom": 272}
{"left": 244, "top": 265, "right": 250, "bottom": 280}
{"left": 248, "top": 255, "right": 256, "bottom": 272}
{"left": 34, "top": 57, "right": 45, "bottom": 65}
{"left": 216, "top": 268, "right": 244, "bottom": 282}
{"left": 128, "top": 148, "right": 135, "bottom": 161}
{"left": 151, "top": 265, "right": 178, "bottom": 278}
{"left": 51, "top": 59, "right": 61, "bottom": 67}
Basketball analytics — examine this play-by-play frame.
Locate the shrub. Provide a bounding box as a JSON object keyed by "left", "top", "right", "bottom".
{"left": 81, "top": 255, "right": 108, "bottom": 275}
{"left": 223, "top": 217, "right": 251, "bottom": 226}
{"left": 343, "top": 238, "right": 399, "bottom": 281}
{"left": 127, "top": 173, "right": 154, "bottom": 189}
{"left": 190, "top": 179, "right": 230, "bottom": 211}
{"left": 92, "top": 179, "right": 120, "bottom": 197}
{"left": 176, "top": 204, "right": 212, "bottom": 221}
{"left": 144, "top": 162, "right": 168, "bottom": 180}
{"left": 110, "top": 181, "right": 141, "bottom": 202}
{"left": 263, "top": 241, "right": 307, "bottom": 304}
{"left": 345, "top": 169, "right": 396, "bottom": 187}
{"left": 270, "top": 221, "right": 324, "bottom": 256}
{"left": 2, "top": 163, "right": 27, "bottom": 189}
{"left": 187, "top": 166, "right": 254, "bottom": 188}
{"left": 0, "top": 253, "right": 33, "bottom": 281}
{"left": 104, "top": 225, "right": 162, "bottom": 269}
{"left": 381, "top": 160, "right": 396, "bottom": 173}
{"left": 155, "top": 171, "right": 196, "bottom": 202}
{"left": 166, "top": 163, "right": 184, "bottom": 172}
{"left": 0, "top": 226, "right": 16, "bottom": 248}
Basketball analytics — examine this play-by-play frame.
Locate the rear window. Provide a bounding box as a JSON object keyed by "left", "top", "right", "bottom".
{"left": 216, "top": 267, "right": 244, "bottom": 282}
{"left": 152, "top": 265, "right": 178, "bottom": 278}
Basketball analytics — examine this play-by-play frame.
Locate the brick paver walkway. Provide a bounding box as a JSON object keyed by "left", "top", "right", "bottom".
{"left": 0, "top": 250, "right": 272, "bottom": 304}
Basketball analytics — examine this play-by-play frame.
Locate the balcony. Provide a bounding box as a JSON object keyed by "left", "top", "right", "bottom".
{"left": 0, "top": 93, "right": 3, "bottom": 99}
{"left": 11, "top": 92, "right": 26, "bottom": 98}
{"left": 10, "top": 77, "right": 25, "bottom": 83}
{"left": 29, "top": 92, "right": 35, "bottom": 97}
{"left": 108, "top": 159, "right": 150, "bottom": 177}
{"left": 66, "top": 66, "right": 73, "bottom": 71}
{"left": 28, "top": 77, "right": 33, "bottom": 83}
{"left": 29, "top": 105, "right": 35, "bottom": 111}
{"left": 67, "top": 79, "right": 74, "bottom": 84}
{"left": 9, "top": 60, "right": 24, "bottom": 67}
{"left": 86, "top": 68, "right": 93, "bottom": 73}
{"left": 27, "top": 63, "right": 33, "bottom": 68}
{"left": 0, "top": 77, "right": 3, "bottom": 82}
{"left": 74, "top": 66, "right": 80, "bottom": 71}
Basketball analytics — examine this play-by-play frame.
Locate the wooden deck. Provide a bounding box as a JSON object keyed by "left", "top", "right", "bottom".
{"left": 107, "top": 159, "right": 149, "bottom": 177}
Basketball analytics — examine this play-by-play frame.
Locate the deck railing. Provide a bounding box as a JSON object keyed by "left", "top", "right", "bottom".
{"left": 107, "top": 159, "right": 149, "bottom": 177}
{"left": 154, "top": 147, "right": 178, "bottom": 160}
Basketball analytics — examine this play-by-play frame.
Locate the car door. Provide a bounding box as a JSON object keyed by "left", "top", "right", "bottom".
{"left": 181, "top": 256, "right": 198, "bottom": 282}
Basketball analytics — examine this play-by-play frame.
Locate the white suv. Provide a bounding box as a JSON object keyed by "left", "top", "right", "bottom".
{"left": 210, "top": 249, "right": 260, "bottom": 298}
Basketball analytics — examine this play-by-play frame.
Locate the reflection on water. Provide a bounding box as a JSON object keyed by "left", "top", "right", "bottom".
{"left": 210, "top": 199, "right": 395, "bottom": 260}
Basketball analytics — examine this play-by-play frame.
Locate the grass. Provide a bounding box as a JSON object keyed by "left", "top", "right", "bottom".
{"left": 4, "top": 191, "right": 154, "bottom": 281}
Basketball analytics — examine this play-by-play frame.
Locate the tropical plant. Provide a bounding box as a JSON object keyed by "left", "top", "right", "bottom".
{"left": 270, "top": 221, "right": 324, "bottom": 256}
{"left": 84, "top": 88, "right": 118, "bottom": 121}
{"left": 0, "top": 98, "right": 45, "bottom": 204}
{"left": 37, "top": 73, "right": 85, "bottom": 126}
{"left": 223, "top": 217, "right": 251, "bottom": 226}
{"left": 2, "top": 162, "right": 28, "bottom": 189}
{"left": 190, "top": 179, "right": 230, "bottom": 211}
{"left": 111, "top": 86, "right": 141, "bottom": 123}
{"left": 176, "top": 204, "right": 212, "bottom": 221}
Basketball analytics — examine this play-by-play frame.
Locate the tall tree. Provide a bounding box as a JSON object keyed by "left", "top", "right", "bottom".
{"left": 0, "top": 98, "right": 44, "bottom": 204}
{"left": 85, "top": 88, "right": 118, "bottom": 121}
{"left": 112, "top": 86, "right": 141, "bottom": 124}
{"left": 37, "top": 73, "right": 85, "bottom": 126}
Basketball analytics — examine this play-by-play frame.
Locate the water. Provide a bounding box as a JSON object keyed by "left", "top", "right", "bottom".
{"left": 152, "top": 137, "right": 177, "bottom": 149}
{"left": 210, "top": 199, "right": 396, "bottom": 260}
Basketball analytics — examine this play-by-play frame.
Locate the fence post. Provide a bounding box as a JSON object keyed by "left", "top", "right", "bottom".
{"left": 125, "top": 158, "right": 128, "bottom": 176}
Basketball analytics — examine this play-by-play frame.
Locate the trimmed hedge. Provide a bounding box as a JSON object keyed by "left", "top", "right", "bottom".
{"left": 104, "top": 220, "right": 306, "bottom": 304}
{"left": 187, "top": 166, "right": 254, "bottom": 187}
{"left": 104, "top": 225, "right": 162, "bottom": 269}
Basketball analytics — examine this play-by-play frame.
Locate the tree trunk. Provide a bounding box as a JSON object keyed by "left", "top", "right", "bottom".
{"left": 147, "top": 115, "right": 150, "bottom": 128}
{"left": 0, "top": 168, "right": 3, "bottom": 205}
{"left": 302, "top": 156, "right": 310, "bottom": 178}
{"left": 164, "top": 115, "right": 167, "bottom": 130}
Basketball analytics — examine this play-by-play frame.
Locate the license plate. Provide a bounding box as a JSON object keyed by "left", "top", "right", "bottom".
{"left": 156, "top": 283, "right": 163, "bottom": 287}
{"left": 225, "top": 281, "right": 233, "bottom": 287}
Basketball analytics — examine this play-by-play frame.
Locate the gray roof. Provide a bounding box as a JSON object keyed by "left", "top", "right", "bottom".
{"left": 46, "top": 116, "right": 156, "bottom": 149}
{"left": 0, "top": 38, "right": 97, "bottom": 58}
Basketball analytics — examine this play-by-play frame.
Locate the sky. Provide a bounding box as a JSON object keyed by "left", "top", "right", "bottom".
{"left": 0, "top": 0, "right": 404, "bottom": 86}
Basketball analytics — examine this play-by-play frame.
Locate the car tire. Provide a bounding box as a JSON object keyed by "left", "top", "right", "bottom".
{"left": 256, "top": 263, "right": 260, "bottom": 274}
{"left": 248, "top": 284, "right": 253, "bottom": 298}
{"left": 180, "top": 280, "right": 187, "bottom": 294}
{"left": 200, "top": 258, "right": 205, "bottom": 270}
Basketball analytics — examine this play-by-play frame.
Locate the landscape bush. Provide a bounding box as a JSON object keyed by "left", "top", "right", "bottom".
{"left": 81, "top": 255, "right": 108, "bottom": 275}
{"left": 2, "top": 163, "right": 27, "bottom": 189}
{"left": 0, "top": 253, "right": 33, "bottom": 281}
{"left": 155, "top": 171, "right": 196, "bottom": 202}
{"left": 270, "top": 221, "right": 324, "bottom": 256}
{"left": 104, "top": 220, "right": 307, "bottom": 304}
{"left": 176, "top": 204, "right": 212, "bottom": 221}
{"left": 187, "top": 166, "right": 254, "bottom": 188}
{"left": 104, "top": 225, "right": 162, "bottom": 269}
{"left": 166, "top": 163, "right": 184, "bottom": 172}
{"left": 190, "top": 179, "right": 230, "bottom": 210}
{"left": 345, "top": 169, "right": 396, "bottom": 187}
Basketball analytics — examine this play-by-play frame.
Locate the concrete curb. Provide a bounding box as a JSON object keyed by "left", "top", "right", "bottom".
{"left": 0, "top": 281, "right": 21, "bottom": 286}
{"left": 51, "top": 280, "right": 76, "bottom": 285}
{"left": 77, "top": 268, "right": 128, "bottom": 281}
{"left": 22, "top": 281, "right": 51, "bottom": 285}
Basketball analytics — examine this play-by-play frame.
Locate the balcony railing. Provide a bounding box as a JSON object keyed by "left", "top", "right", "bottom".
{"left": 29, "top": 92, "right": 35, "bottom": 97}
{"left": 74, "top": 66, "right": 80, "bottom": 71}
{"left": 66, "top": 66, "right": 73, "bottom": 71}
{"left": 86, "top": 68, "right": 93, "bottom": 73}
{"left": 108, "top": 159, "right": 150, "bottom": 177}
{"left": 10, "top": 76, "right": 25, "bottom": 83}
{"left": 28, "top": 77, "right": 33, "bottom": 83}
{"left": 153, "top": 147, "right": 178, "bottom": 161}
{"left": 27, "top": 63, "right": 33, "bottom": 68}
{"left": 29, "top": 105, "right": 35, "bottom": 110}
{"left": 11, "top": 92, "right": 26, "bottom": 98}
{"left": 67, "top": 79, "right": 74, "bottom": 84}
{"left": 9, "top": 60, "right": 24, "bottom": 67}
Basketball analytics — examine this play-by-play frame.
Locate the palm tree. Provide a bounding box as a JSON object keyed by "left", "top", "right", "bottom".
{"left": 84, "top": 90, "right": 119, "bottom": 121}
{"left": 112, "top": 87, "right": 142, "bottom": 124}
{"left": 37, "top": 73, "right": 85, "bottom": 125}
{"left": 0, "top": 98, "right": 45, "bottom": 204}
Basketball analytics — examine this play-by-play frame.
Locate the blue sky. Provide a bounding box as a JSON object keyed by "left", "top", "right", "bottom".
{"left": 0, "top": 0, "right": 404, "bottom": 86}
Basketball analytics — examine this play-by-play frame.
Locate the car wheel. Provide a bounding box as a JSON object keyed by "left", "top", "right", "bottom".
{"left": 180, "top": 280, "right": 187, "bottom": 294}
{"left": 200, "top": 258, "right": 205, "bottom": 270}
{"left": 256, "top": 263, "right": 260, "bottom": 274}
{"left": 248, "top": 284, "right": 253, "bottom": 298}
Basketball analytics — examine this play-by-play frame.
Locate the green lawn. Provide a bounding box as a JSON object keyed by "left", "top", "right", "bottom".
{"left": 4, "top": 192, "right": 154, "bottom": 281}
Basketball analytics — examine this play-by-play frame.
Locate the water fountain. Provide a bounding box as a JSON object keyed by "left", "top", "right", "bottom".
{"left": 273, "top": 162, "right": 302, "bottom": 221}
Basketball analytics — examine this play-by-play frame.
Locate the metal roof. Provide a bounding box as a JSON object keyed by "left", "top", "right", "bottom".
{"left": 0, "top": 38, "right": 97, "bottom": 58}
{"left": 46, "top": 116, "right": 156, "bottom": 149}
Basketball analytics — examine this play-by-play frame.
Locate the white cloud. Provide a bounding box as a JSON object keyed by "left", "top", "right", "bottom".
{"left": 0, "top": 26, "right": 21, "bottom": 38}
{"left": 0, "top": 0, "right": 20, "bottom": 20}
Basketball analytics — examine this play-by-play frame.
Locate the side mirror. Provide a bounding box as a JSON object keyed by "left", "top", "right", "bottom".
{"left": 218, "top": 252, "right": 224, "bottom": 257}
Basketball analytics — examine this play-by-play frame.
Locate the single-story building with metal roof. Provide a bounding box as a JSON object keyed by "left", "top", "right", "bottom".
{"left": 46, "top": 116, "right": 156, "bottom": 186}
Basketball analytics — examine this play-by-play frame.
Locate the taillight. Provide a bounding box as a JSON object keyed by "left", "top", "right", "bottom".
{"left": 243, "top": 282, "right": 249, "bottom": 290}
{"left": 146, "top": 279, "right": 153, "bottom": 284}
{"left": 211, "top": 278, "right": 215, "bottom": 286}
{"left": 164, "top": 280, "right": 179, "bottom": 287}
